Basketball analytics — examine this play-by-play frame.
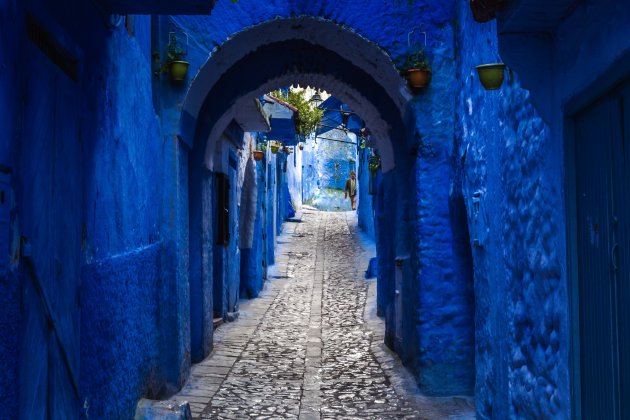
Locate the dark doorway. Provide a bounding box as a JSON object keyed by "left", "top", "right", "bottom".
{"left": 213, "top": 172, "right": 229, "bottom": 320}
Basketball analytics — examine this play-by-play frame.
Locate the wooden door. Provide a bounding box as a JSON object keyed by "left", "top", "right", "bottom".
{"left": 19, "top": 41, "right": 81, "bottom": 419}
{"left": 614, "top": 84, "right": 630, "bottom": 418}
{"left": 574, "top": 81, "right": 630, "bottom": 419}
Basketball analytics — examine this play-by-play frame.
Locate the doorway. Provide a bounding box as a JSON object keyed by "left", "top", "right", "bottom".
{"left": 19, "top": 30, "right": 82, "bottom": 419}
{"left": 571, "top": 80, "right": 630, "bottom": 419}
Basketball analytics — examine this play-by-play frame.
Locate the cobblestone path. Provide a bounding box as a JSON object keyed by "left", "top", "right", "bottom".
{"left": 168, "top": 210, "right": 475, "bottom": 419}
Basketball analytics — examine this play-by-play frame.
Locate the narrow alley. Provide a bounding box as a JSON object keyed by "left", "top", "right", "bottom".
{"left": 3, "top": 0, "right": 630, "bottom": 418}
{"left": 156, "top": 210, "right": 474, "bottom": 419}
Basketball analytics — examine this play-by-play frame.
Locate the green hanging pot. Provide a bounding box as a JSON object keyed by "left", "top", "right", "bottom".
{"left": 170, "top": 60, "right": 190, "bottom": 81}
{"left": 269, "top": 141, "right": 281, "bottom": 154}
{"left": 475, "top": 63, "right": 506, "bottom": 90}
{"left": 368, "top": 155, "right": 381, "bottom": 173}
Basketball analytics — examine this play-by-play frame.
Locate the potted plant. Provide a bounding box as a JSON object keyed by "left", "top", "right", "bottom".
{"left": 298, "top": 142, "right": 304, "bottom": 151}
{"left": 399, "top": 47, "right": 432, "bottom": 91}
{"left": 253, "top": 149, "right": 264, "bottom": 161}
{"left": 475, "top": 63, "right": 506, "bottom": 90}
{"left": 269, "top": 141, "right": 281, "bottom": 154}
{"left": 270, "top": 89, "right": 323, "bottom": 141}
{"left": 166, "top": 32, "right": 189, "bottom": 82}
{"left": 368, "top": 155, "right": 381, "bottom": 174}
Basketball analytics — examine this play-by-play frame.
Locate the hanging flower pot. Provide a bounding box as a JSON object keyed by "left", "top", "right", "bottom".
{"left": 165, "top": 30, "right": 190, "bottom": 82}
{"left": 169, "top": 60, "right": 189, "bottom": 81}
{"left": 253, "top": 150, "right": 264, "bottom": 161}
{"left": 397, "top": 36, "right": 432, "bottom": 93}
{"left": 368, "top": 155, "right": 381, "bottom": 174}
{"left": 298, "top": 142, "right": 304, "bottom": 151}
{"left": 476, "top": 63, "right": 506, "bottom": 90}
{"left": 269, "top": 141, "right": 281, "bottom": 154}
{"left": 406, "top": 68, "right": 432, "bottom": 90}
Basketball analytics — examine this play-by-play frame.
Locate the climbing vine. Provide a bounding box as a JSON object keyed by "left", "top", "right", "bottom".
{"left": 270, "top": 89, "right": 323, "bottom": 140}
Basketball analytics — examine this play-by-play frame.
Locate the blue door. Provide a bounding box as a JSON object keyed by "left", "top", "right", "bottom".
{"left": 615, "top": 84, "right": 630, "bottom": 418}
{"left": 574, "top": 81, "right": 630, "bottom": 419}
{"left": 19, "top": 40, "right": 81, "bottom": 418}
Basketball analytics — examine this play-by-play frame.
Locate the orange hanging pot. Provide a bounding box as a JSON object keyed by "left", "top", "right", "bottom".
{"left": 253, "top": 150, "right": 264, "bottom": 161}
{"left": 406, "top": 68, "right": 432, "bottom": 91}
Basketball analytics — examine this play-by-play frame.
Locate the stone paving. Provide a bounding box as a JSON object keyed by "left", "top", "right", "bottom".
{"left": 167, "top": 209, "right": 476, "bottom": 419}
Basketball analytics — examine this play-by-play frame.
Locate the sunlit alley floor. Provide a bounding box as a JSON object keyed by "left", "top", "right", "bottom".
{"left": 165, "top": 209, "right": 475, "bottom": 419}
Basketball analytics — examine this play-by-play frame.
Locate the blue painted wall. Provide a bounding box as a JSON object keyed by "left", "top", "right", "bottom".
{"left": 0, "top": 1, "right": 472, "bottom": 416}
{"left": 0, "top": 3, "right": 189, "bottom": 417}
{"left": 460, "top": 0, "right": 630, "bottom": 417}
{"left": 357, "top": 147, "right": 376, "bottom": 240}
{"left": 240, "top": 143, "right": 269, "bottom": 298}
{"left": 4, "top": 0, "right": 627, "bottom": 417}
{"left": 1, "top": 2, "right": 476, "bottom": 416}
{"left": 302, "top": 129, "right": 357, "bottom": 212}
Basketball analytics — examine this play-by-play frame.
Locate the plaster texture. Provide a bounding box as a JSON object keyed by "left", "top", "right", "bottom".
{"left": 457, "top": 1, "right": 569, "bottom": 417}
{"left": 356, "top": 148, "right": 376, "bottom": 241}
{"left": 2, "top": 0, "right": 625, "bottom": 418}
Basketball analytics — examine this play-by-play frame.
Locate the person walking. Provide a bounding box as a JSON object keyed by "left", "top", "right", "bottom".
{"left": 344, "top": 170, "right": 357, "bottom": 210}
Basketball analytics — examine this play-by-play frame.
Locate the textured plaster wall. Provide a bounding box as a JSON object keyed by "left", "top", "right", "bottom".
{"left": 240, "top": 135, "right": 270, "bottom": 299}
{"left": 458, "top": 2, "right": 572, "bottom": 418}
{"left": 81, "top": 244, "right": 163, "bottom": 419}
{"left": 397, "top": 2, "right": 476, "bottom": 396}
{"left": 0, "top": 4, "right": 189, "bottom": 418}
{"left": 79, "top": 16, "right": 183, "bottom": 419}
{"left": 356, "top": 148, "right": 376, "bottom": 241}
{"left": 285, "top": 146, "right": 303, "bottom": 212}
{"left": 276, "top": 155, "right": 288, "bottom": 234}
{"left": 455, "top": 0, "right": 630, "bottom": 417}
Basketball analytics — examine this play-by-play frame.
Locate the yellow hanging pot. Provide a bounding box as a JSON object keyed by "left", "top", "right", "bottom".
{"left": 170, "top": 60, "right": 190, "bottom": 81}
{"left": 475, "top": 63, "right": 506, "bottom": 90}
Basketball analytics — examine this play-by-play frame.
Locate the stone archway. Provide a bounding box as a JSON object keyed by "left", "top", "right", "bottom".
{"left": 181, "top": 15, "right": 474, "bottom": 398}
{"left": 181, "top": 16, "right": 413, "bottom": 173}
{"left": 183, "top": 16, "right": 417, "bottom": 364}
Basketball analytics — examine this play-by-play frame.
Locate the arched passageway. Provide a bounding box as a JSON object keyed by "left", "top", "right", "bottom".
{"left": 181, "top": 16, "right": 476, "bottom": 416}
{"left": 4, "top": 0, "right": 627, "bottom": 418}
